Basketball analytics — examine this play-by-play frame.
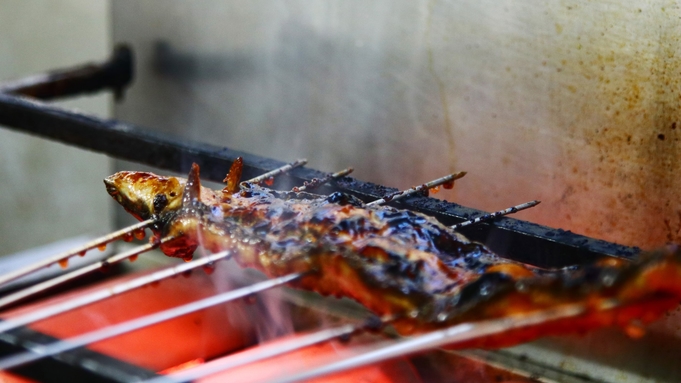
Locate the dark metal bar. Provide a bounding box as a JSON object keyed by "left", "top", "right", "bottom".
{"left": 0, "top": 91, "right": 324, "bottom": 183}
{"left": 0, "top": 45, "right": 134, "bottom": 101}
{"left": 0, "top": 321, "right": 163, "bottom": 383}
{"left": 334, "top": 177, "right": 640, "bottom": 267}
{"left": 0, "top": 92, "right": 639, "bottom": 268}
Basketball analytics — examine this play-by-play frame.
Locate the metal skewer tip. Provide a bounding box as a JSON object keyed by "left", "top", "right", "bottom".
{"left": 243, "top": 159, "right": 308, "bottom": 187}
{"left": 0, "top": 219, "right": 154, "bottom": 288}
{"left": 0, "top": 250, "right": 233, "bottom": 335}
{"left": 0, "top": 237, "right": 170, "bottom": 310}
{"left": 451, "top": 200, "right": 540, "bottom": 230}
{"left": 292, "top": 167, "right": 354, "bottom": 192}
{"left": 366, "top": 171, "right": 466, "bottom": 207}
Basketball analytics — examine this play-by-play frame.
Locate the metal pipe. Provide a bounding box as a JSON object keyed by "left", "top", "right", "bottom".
{"left": 0, "top": 45, "right": 133, "bottom": 101}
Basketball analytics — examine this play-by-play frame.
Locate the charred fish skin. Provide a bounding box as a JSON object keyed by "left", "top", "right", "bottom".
{"left": 154, "top": 165, "right": 482, "bottom": 324}
{"left": 106, "top": 164, "right": 507, "bottom": 323}
{"left": 106, "top": 163, "right": 681, "bottom": 345}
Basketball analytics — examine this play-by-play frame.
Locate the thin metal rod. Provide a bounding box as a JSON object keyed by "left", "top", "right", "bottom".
{"left": 0, "top": 219, "right": 154, "bottom": 288}
{"left": 156, "top": 315, "right": 392, "bottom": 383}
{"left": 451, "top": 200, "right": 541, "bottom": 230}
{"left": 366, "top": 172, "right": 467, "bottom": 207}
{"left": 156, "top": 324, "right": 360, "bottom": 383}
{"left": 0, "top": 273, "right": 302, "bottom": 371}
{"left": 273, "top": 300, "right": 619, "bottom": 383}
{"left": 0, "top": 239, "right": 165, "bottom": 310}
{"left": 292, "top": 167, "right": 354, "bottom": 192}
{"left": 243, "top": 159, "right": 308, "bottom": 186}
{"left": 0, "top": 251, "right": 231, "bottom": 334}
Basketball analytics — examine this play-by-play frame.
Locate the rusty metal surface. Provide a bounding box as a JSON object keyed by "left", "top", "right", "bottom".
{"left": 0, "top": 45, "right": 133, "bottom": 101}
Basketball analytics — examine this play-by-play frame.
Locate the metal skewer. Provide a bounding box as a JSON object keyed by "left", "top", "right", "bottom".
{"left": 0, "top": 250, "right": 232, "bottom": 334}
{"left": 0, "top": 273, "right": 303, "bottom": 371}
{"left": 366, "top": 171, "right": 466, "bottom": 207}
{"left": 273, "top": 299, "right": 620, "bottom": 383}
{"left": 292, "top": 167, "right": 354, "bottom": 192}
{"left": 0, "top": 238, "right": 172, "bottom": 310}
{"left": 242, "top": 159, "right": 308, "bottom": 187}
{"left": 0, "top": 160, "right": 301, "bottom": 302}
{"left": 451, "top": 200, "right": 541, "bottom": 230}
{"left": 0, "top": 219, "right": 154, "bottom": 288}
{"left": 150, "top": 315, "right": 392, "bottom": 383}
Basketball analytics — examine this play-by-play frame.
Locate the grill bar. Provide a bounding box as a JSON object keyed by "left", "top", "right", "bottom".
{"left": 0, "top": 322, "right": 163, "bottom": 383}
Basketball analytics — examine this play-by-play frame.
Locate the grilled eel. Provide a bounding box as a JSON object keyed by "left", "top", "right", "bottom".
{"left": 104, "top": 162, "right": 681, "bottom": 349}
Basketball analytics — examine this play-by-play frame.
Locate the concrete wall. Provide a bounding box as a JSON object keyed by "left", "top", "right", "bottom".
{"left": 0, "top": 0, "right": 112, "bottom": 256}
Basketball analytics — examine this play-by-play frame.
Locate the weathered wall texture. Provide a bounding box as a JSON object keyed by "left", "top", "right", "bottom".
{"left": 113, "top": 1, "right": 680, "bottom": 250}
{"left": 0, "top": 0, "right": 112, "bottom": 256}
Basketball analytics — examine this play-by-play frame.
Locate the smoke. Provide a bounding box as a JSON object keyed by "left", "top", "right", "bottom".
{"left": 195, "top": 242, "right": 295, "bottom": 345}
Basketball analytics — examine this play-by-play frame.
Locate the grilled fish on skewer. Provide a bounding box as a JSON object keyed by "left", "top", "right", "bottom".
{"left": 104, "top": 161, "right": 681, "bottom": 348}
